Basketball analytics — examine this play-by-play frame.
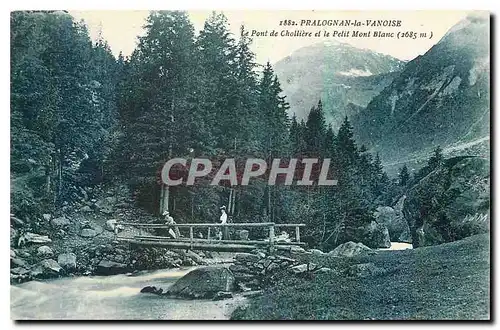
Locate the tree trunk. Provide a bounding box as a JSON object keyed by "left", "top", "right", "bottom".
{"left": 228, "top": 188, "right": 233, "bottom": 214}
{"left": 45, "top": 167, "right": 51, "bottom": 195}
{"left": 160, "top": 184, "right": 169, "bottom": 215}
{"left": 56, "top": 149, "right": 63, "bottom": 205}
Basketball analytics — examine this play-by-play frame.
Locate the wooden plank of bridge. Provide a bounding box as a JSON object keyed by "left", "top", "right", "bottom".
{"left": 118, "top": 221, "right": 306, "bottom": 254}
{"left": 117, "top": 238, "right": 258, "bottom": 252}
{"left": 120, "top": 222, "right": 276, "bottom": 228}
{"left": 117, "top": 237, "right": 300, "bottom": 252}
{"left": 129, "top": 235, "right": 306, "bottom": 246}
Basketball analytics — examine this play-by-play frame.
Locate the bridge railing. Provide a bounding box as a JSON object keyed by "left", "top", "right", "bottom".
{"left": 117, "top": 222, "right": 306, "bottom": 253}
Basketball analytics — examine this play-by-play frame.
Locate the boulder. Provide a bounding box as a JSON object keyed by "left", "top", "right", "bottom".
{"left": 328, "top": 241, "right": 371, "bottom": 257}
{"left": 105, "top": 219, "right": 118, "bottom": 232}
{"left": 11, "top": 267, "right": 29, "bottom": 275}
{"left": 374, "top": 202, "right": 411, "bottom": 243}
{"left": 81, "top": 205, "right": 93, "bottom": 213}
{"left": 289, "top": 246, "right": 306, "bottom": 254}
{"left": 17, "top": 250, "right": 31, "bottom": 258}
{"left": 37, "top": 245, "right": 54, "bottom": 258}
{"left": 254, "top": 251, "right": 266, "bottom": 259}
{"left": 10, "top": 249, "right": 16, "bottom": 258}
{"left": 51, "top": 216, "right": 71, "bottom": 228}
{"left": 234, "top": 253, "right": 260, "bottom": 263}
{"left": 80, "top": 228, "right": 98, "bottom": 238}
{"left": 315, "top": 267, "right": 334, "bottom": 274}
{"left": 18, "top": 232, "right": 52, "bottom": 245}
{"left": 309, "top": 249, "right": 325, "bottom": 256}
{"left": 42, "top": 214, "right": 51, "bottom": 221}
{"left": 40, "top": 259, "right": 61, "bottom": 273}
{"left": 166, "top": 266, "right": 235, "bottom": 299}
{"left": 290, "top": 264, "right": 308, "bottom": 274}
{"left": 185, "top": 250, "right": 207, "bottom": 265}
{"left": 11, "top": 258, "right": 28, "bottom": 268}
{"left": 229, "top": 264, "right": 257, "bottom": 275}
{"left": 403, "top": 157, "right": 490, "bottom": 247}
{"left": 95, "top": 199, "right": 114, "bottom": 214}
{"left": 347, "top": 263, "right": 386, "bottom": 278}
{"left": 289, "top": 263, "right": 318, "bottom": 274}
{"left": 58, "top": 253, "right": 77, "bottom": 270}
{"left": 140, "top": 286, "right": 164, "bottom": 295}
{"left": 95, "top": 259, "right": 129, "bottom": 275}
{"left": 362, "top": 221, "right": 391, "bottom": 248}
{"left": 30, "top": 259, "right": 62, "bottom": 278}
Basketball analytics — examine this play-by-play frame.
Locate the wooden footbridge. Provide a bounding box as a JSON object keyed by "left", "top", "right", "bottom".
{"left": 115, "top": 222, "right": 306, "bottom": 253}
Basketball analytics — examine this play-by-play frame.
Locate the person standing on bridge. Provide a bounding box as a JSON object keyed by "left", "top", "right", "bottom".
{"left": 163, "top": 210, "right": 180, "bottom": 239}
{"left": 218, "top": 206, "right": 228, "bottom": 240}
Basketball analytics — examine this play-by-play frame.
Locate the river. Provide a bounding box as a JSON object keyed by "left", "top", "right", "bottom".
{"left": 11, "top": 267, "right": 246, "bottom": 320}
{"left": 11, "top": 244, "right": 412, "bottom": 320}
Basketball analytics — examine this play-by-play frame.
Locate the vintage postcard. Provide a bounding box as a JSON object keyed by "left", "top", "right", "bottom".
{"left": 10, "top": 10, "right": 490, "bottom": 320}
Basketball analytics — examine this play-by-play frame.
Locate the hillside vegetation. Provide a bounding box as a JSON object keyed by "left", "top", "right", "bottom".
{"left": 232, "top": 234, "right": 490, "bottom": 320}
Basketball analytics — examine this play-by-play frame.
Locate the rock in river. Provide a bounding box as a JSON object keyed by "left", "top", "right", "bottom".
{"left": 30, "top": 259, "right": 62, "bottom": 279}
{"left": 166, "top": 266, "right": 235, "bottom": 299}
{"left": 58, "top": 252, "right": 77, "bottom": 270}
{"left": 140, "top": 286, "right": 164, "bottom": 295}
{"left": 95, "top": 259, "right": 129, "bottom": 275}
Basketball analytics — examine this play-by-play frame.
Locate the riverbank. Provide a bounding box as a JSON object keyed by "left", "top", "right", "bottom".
{"left": 232, "top": 234, "right": 490, "bottom": 320}
{"left": 11, "top": 266, "right": 247, "bottom": 320}
{"left": 11, "top": 184, "right": 237, "bottom": 284}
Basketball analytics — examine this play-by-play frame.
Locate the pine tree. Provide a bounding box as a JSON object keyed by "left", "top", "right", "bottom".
{"left": 336, "top": 116, "right": 358, "bottom": 168}
{"left": 117, "top": 10, "right": 199, "bottom": 213}
{"left": 428, "top": 146, "right": 444, "bottom": 170}
{"left": 304, "top": 100, "right": 327, "bottom": 157}
{"left": 399, "top": 165, "right": 410, "bottom": 186}
{"left": 196, "top": 11, "right": 238, "bottom": 153}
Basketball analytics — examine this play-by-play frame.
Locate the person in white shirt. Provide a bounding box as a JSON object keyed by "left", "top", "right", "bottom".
{"left": 162, "top": 210, "right": 180, "bottom": 239}
{"left": 218, "top": 206, "right": 228, "bottom": 240}
{"left": 220, "top": 206, "right": 228, "bottom": 224}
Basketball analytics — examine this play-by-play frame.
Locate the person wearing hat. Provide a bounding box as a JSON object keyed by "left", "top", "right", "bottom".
{"left": 218, "top": 205, "right": 228, "bottom": 240}
{"left": 219, "top": 206, "right": 228, "bottom": 225}
{"left": 163, "top": 210, "right": 180, "bottom": 239}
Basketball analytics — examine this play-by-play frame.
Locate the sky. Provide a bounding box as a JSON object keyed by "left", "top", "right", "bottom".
{"left": 69, "top": 10, "right": 475, "bottom": 64}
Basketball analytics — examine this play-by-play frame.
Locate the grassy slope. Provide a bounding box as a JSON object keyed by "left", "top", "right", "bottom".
{"left": 232, "top": 234, "right": 490, "bottom": 320}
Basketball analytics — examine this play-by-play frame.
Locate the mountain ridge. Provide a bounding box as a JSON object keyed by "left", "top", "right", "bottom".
{"left": 274, "top": 40, "right": 405, "bottom": 130}
{"left": 352, "top": 13, "right": 490, "bottom": 164}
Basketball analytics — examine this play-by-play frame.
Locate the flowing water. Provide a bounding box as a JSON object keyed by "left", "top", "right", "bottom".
{"left": 380, "top": 242, "right": 413, "bottom": 251}
{"left": 11, "top": 267, "right": 246, "bottom": 320}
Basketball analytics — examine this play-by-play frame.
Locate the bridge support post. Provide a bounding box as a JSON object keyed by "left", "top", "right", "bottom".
{"left": 269, "top": 224, "right": 275, "bottom": 254}
{"left": 295, "top": 226, "right": 300, "bottom": 243}
{"left": 189, "top": 227, "right": 193, "bottom": 249}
